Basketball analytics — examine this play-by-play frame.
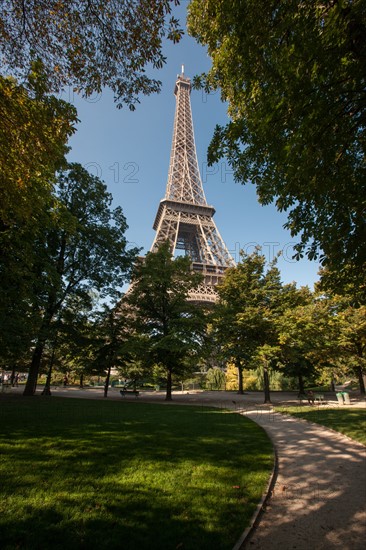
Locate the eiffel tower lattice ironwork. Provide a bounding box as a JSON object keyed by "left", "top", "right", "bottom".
{"left": 150, "top": 68, "right": 235, "bottom": 303}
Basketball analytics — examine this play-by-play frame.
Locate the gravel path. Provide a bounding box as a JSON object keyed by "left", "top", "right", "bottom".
{"left": 242, "top": 410, "right": 366, "bottom": 550}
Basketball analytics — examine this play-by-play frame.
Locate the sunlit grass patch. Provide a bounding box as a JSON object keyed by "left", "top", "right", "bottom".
{"left": 0, "top": 396, "right": 273, "bottom": 550}
{"left": 275, "top": 406, "right": 366, "bottom": 445}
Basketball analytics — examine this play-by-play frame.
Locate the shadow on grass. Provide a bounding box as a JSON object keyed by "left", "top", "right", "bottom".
{"left": 1, "top": 489, "right": 234, "bottom": 550}
{"left": 0, "top": 396, "right": 273, "bottom": 550}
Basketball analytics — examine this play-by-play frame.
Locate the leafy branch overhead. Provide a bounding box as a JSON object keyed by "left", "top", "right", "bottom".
{"left": 1, "top": 0, "right": 183, "bottom": 108}
{"left": 188, "top": 0, "right": 366, "bottom": 291}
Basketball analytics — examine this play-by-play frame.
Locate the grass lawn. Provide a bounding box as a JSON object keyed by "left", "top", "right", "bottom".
{"left": 275, "top": 406, "right": 366, "bottom": 445}
{"left": 0, "top": 396, "right": 273, "bottom": 550}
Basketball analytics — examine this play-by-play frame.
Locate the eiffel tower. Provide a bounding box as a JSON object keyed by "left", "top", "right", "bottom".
{"left": 150, "top": 68, "right": 235, "bottom": 303}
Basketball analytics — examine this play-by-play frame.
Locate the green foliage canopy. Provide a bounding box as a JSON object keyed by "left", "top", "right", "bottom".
{"left": 23, "top": 163, "right": 139, "bottom": 394}
{"left": 334, "top": 300, "right": 366, "bottom": 394}
{"left": 276, "top": 290, "right": 331, "bottom": 391}
{"left": 0, "top": 71, "right": 78, "bottom": 362}
{"left": 188, "top": 0, "right": 366, "bottom": 288}
{"left": 1, "top": 0, "right": 183, "bottom": 108}
{"left": 125, "top": 241, "right": 206, "bottom": 400}
{"left": 0, "top": 69, "right": 77, "bottom": 230}
{"left": 214, "top": 249, "right": 287, "bottom": 399}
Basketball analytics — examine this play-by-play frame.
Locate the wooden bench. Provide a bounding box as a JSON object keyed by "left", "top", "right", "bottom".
{"left": 120, "top": 389, "right": 139, "bottom": 398}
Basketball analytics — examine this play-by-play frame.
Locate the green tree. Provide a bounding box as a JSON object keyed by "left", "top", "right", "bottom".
{"left": 277, "top": 291, "right": 331, "bottom": 394}
{"left": 205, "top": 366, "right": 225, "bottom": 390}
{"left": 214, "top": 249, "right": 287, "bottom": 402}
{"left": 0, "top": 69, "right": 77, "bottom": 230}
{"left": 118, "top": 356, "right": 149, "bottom": 391}
{"left": 318, "top": 265, "right": 366, "bottom": 305}
{"left": 225, "top": 362, "right": 239, "bottom": 391}
{"left": 336, "top": 303, "right": 366, "bottom": 395}
{"left": 289, "top": 294, "right": 366, "bottom": 394}
{"left": 0, "top": 70, "right": 78, "bottom": 362}
{"left": 300, "top": 292, "right": 366, "bottom": 394}
{"left": 41, "top": 299, "right": 100, "bottom": 394}
{"left": 91, "top": 307, "right": 127, "bottom": 398}
{"left": 1, "top": 0, "right": 183, "bottom": 109}
{"left": 188, "top": 0, "right": 366, "bottom": 288}
{"left": 23, "top": 163, "right": 138, "bottom": 395}
{"left": 212, "top": 258, "right": 262, "bottom": 396}
{"left": 125, "top": 241, "right": 206, "bottom": 401}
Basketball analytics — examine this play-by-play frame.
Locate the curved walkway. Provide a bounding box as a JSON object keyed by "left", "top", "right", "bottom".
{"left": 241, "top": 409, "right": 366, "bottom": 550}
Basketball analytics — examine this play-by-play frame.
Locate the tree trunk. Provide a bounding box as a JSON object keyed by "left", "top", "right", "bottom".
{"left": 23, "top": 298, "right": 58, "bottom": 396}
{"left": 355, "top": 366, "right": 365, "bottom": 396}
{"left": 263, "top": 365, "right": 271, "bottom": 404}
{"left": 104, "top": 364, "right": 112, "bottom": 398}
{"left": 237, "top": 359, "right": 244, "bottom": 394}
{"left": 41, "top": 347, "right": 56, "bottom": 396}
{"left": 298, "top": 373, "right": 305, "bottom": 395}
{"left": 23, "top": 342, "right": 45, "bottom": 396}
{"left": 165, "top": 367, "right": 172, "bottom": 401}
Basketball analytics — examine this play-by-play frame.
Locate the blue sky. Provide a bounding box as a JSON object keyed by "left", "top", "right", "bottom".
{"left": 66, "top": 2, "right": 320, "bottom": 290}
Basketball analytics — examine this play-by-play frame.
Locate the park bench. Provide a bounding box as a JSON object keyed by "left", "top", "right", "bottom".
{"left": 120, "top": 389, "right": 139, "bottom": 398}
{"left": 298, "top": 393, "right": 326, "bottom": 405}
